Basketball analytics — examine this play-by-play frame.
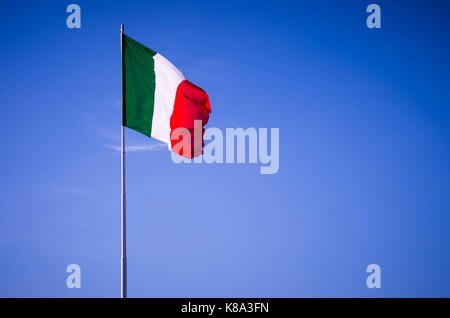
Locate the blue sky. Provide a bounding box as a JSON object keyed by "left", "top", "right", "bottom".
{"left": 0, "top": 0, "right": 449, "bottom": 297}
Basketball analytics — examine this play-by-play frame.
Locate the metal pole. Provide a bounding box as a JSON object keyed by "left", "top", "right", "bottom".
{"left": 120, "top": 24, "right": 127, "bottom": 299}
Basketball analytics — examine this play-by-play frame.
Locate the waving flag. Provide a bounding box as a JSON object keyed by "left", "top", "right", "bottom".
{"left": 121, "top": 34, "right": 211, "bottom": 158}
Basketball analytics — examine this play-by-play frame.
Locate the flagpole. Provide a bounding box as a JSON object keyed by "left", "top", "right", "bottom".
{"left": 120, "top": 23, "right": 127, "bottom": 299}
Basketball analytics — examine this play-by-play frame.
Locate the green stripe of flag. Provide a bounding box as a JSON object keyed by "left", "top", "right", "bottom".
{"left": 122, "top": 34, "right": 157, "bottom": 137}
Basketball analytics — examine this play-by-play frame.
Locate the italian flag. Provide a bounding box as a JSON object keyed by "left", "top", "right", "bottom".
{"left": 121, "top": 34, "right": 211, "bottom": 158}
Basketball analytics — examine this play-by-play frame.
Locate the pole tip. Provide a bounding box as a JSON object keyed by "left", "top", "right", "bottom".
{"left": 120, "top": 24, "right": 124, "bottom": 34}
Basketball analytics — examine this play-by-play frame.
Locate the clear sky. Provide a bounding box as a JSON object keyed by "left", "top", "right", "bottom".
{"left": 0, "top": 0, "right": 449, "bottom": 297}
